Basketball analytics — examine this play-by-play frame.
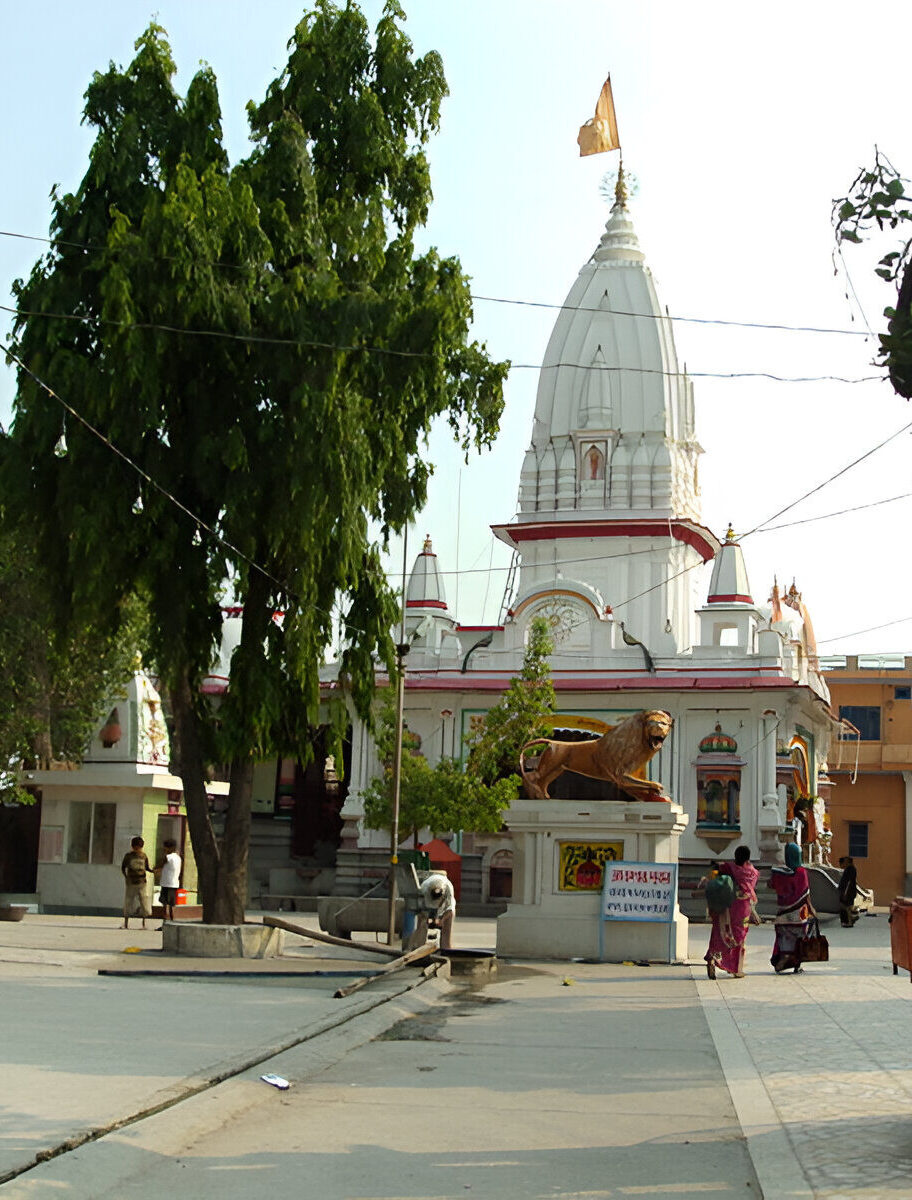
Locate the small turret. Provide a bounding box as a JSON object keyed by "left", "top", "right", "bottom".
{"left": 697, "top": 525, "right": 762, "bottom": 650}
{"left": 706, "top": 525, "right": 753, "bottom": 605}
{"left": 406, "top": 535, "right": 448, "bottom": 612}
{"left": 404, "top": 536, "right": 461, "bottom": 665}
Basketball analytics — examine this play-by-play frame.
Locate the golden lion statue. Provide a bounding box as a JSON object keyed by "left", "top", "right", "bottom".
{"left": 519, "top": 709, "right": 673, "bottom": 801}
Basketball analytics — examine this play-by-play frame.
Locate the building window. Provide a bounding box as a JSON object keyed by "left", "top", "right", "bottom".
{"left": 847, "top": 822, "right": 869, "bottom": 859}
{"left": 66, "top": 802, "right": 116, "bottom": 864}
{"left": 839, "top": 705, "right": 881, "bottom": 741}
{"left": 895, "top": 686, "right": 911, "bottom": 701}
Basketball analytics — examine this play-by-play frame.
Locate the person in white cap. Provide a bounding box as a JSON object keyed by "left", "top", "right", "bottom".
{"left": 419, "top": 872, "right": 456, "bottom": 949}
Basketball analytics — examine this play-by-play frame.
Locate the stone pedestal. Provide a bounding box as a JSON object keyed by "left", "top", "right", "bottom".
{"left": 496, "top": 797, "right": 689, "bottom": 962}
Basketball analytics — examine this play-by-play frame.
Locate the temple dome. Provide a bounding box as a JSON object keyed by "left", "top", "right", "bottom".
{"left": 699, "top": 724, "right": 738, "bottom": 755}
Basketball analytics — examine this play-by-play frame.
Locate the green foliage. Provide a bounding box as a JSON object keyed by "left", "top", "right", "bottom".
{"left": 0, "top": 4, "right": 507, "bottom": 919}
{"left": 363, "top": 618, "right": 556, "bottom": 840}
{"left": 0, "top": 776, "right": 37, "bottom": 807}
{"left": 361, "top": 691, "right": 518, "bottom": 841}
{"left": 465, "top": 617, "right": 556, "bottom": 785}
{"left": 0, "top": 525, "right": 147, "bottom": 768}
{"left": 834, "top": 149, "right": 912, "bottom": 398}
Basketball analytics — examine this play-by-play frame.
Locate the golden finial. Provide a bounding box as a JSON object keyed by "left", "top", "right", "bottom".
{"left": 614, "top": 159, "right": 628, "bottom": 208}
{"left": 423, "top": 534, "right": 433, "bottom": 553}
{"left": 725, "top": 523, "right": 736, "bottom": 543}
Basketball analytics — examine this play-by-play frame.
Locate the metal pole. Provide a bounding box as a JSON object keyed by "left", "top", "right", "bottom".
{"left": 387, "top": 528, "right": 409, "bottom": 945}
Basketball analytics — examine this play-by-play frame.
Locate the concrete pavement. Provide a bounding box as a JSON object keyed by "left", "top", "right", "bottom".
{"left": 1, "top": 910, "right": 910, "bottom": 1198}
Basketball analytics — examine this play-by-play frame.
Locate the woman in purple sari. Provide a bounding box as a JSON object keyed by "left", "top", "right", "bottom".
{"left": 704, "top": 845, "right": 760, "bottom": 979}
{"left": 768, "top": 842, "right": 815, "bottom": 973}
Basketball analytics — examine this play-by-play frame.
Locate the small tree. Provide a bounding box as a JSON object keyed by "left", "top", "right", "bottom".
{"left": 834, "top": 150, "right": 912, "bottom": 398}
{"left": 363, "top": 617, "right": 556, "bottom": 841}
{"left": 464, "top": 617, "right": 556, "bottom": 784}
{"left": 361, "top": 692, "right": 518, "bottom": 842}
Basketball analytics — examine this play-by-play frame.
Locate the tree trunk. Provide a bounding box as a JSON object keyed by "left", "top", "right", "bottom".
{"left": 210, "top": 757, "right": 254, "bottom": 925}
{"left": 206, "top": 570, "right": 270, "bottom": 925}
{"left": 169, "top": 669, "right": 220, "bottom": 922}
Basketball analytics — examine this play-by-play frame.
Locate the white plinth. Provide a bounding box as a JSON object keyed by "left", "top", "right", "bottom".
{"left": 496, "top": 797, "right": 689, "bottom": 962}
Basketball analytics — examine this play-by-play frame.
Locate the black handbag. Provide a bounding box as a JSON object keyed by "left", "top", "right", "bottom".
{"left": 797, "top": 918, "right": 829, "bottom": 963}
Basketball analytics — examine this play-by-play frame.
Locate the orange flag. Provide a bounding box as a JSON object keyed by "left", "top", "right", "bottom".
{"left": 577, "top": 77, "right": 620, "bottom": 157}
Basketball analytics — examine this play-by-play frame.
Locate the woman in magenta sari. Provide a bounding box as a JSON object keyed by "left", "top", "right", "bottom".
{"left": 704, "top": 845, "right": 760, "bottom": 979}
{"left": 769, "top": 841, "right": 815, "bottom": 973}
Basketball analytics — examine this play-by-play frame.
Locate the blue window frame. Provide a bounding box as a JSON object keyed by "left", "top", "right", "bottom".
{"left": 839, "top": 705, "right": 881, "bottom": 741}
{"left": 847, "top": 822, "right": 869, "bottom": 859}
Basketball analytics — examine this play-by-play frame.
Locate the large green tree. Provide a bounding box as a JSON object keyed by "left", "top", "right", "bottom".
{"left": 834, "top": 150, "right": 912, "bottom": 398}
{"left": 1, "top": 3, "right": 507, "bottom": 923}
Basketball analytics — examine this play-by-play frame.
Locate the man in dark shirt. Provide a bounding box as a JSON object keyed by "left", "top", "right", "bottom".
{"left": 120, "top": 836, "right": 153, "bottom": 930}
{"left": 838, "top": 856, "right": 858, "bottom": 927}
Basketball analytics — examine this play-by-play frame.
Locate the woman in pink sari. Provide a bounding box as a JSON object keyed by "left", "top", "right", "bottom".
{"left": 768, "top": 841, "right": 815, "bottom": 973}
{"left": 704, "top": 845, "right": 760, "bottom": 979}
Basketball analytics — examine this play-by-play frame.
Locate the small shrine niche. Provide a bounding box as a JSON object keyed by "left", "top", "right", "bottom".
{"left": 693, "top": 724, "right": 745, "bottom": 852}
{"left": 584, "top": 443, "right": 605, "bottom": 480}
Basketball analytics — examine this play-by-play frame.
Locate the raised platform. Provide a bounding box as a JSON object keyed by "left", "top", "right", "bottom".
{"left": 161, "top": 922, "right": 285, "bottom": 958}
{"left": 497, "top": 796, "right": 689, "bottom": 962}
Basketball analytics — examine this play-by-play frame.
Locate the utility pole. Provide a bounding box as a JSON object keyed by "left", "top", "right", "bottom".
{"left": 387, "top": 528, "right": 409, "bottom": 945}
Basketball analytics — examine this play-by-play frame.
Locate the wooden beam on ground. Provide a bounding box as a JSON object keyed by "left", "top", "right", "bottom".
{"left": 262, "top": 915, "right": 401, "bottom": 958}
{"left": 333, "top": 941, "right": 440, "bottom": 999}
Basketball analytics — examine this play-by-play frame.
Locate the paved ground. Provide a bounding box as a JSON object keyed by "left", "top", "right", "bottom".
{"left": 0, "top": 909, "right": 910, "bottom": 1198}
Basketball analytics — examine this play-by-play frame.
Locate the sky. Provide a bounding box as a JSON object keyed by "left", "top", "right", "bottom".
{"left": 3, "top": 1, "right": 912, "bottom": 655}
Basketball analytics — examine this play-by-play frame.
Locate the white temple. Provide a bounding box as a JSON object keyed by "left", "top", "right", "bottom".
{"left": 339, "top": 172, "right": 835, "bottom": 910}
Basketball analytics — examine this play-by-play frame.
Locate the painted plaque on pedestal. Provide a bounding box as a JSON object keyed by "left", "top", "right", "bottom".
{"left": 496, "top": 797, "right": 689, "bottom": 962}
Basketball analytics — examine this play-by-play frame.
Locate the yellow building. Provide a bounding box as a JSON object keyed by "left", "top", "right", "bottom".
{"left": 822, "top": 654, "right": 912, "bottom": 903}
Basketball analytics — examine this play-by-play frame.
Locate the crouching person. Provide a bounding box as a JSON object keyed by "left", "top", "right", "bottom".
{"left": 420, "top": 872, "right": 456, "bottom": 950}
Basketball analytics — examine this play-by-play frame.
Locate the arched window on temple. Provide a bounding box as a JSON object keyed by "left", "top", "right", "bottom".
{"left": 693, "top": 724, "right": 745, "bottom": 854}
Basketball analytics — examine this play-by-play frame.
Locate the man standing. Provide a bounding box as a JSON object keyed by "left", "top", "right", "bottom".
{"left": 156, "top": 838, "right": 182, "bottom": 928}
{"left": 420, "top": 872, "right": 456, "bottom": 950}
{"left": 838, "top": 856, "right": 858, "bottom": 927}
{"left": 121, "top": 836, "right": 153, "bottom": 930}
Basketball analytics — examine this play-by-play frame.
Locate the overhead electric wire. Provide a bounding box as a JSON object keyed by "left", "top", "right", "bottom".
{"left": 6, "top": 342, "right": 911, "bottom": 654}
{"left": 740, "top": 418, "right": 912, "bottom": 537}
{"left": 0, "top": 302, "right": 883, "bottom": 384}
{"left": 0, "top": 225, "right": 878, "bottom": 338}
{"left": 753, "top": 490, "right": 912, "bottom": 534}
{"left": 471, "top": 292, "right": 873, "bottom": 338}
{"left": 817, "top": 615, "right": 912, "bottom": 646}
{"left": 4, "top": 335, "right": 907, "bottom": 640}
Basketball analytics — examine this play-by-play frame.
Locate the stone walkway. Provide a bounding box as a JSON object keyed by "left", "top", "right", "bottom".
{"left": 692, "top": 911, "right": 912, "bottom": 1199}
{"left": 2, "top": 910, "right": 911, "bottom": 1198}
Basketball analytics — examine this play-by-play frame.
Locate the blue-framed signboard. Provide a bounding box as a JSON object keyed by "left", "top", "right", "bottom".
{"left": 600, "top": 861, "right": 678, "bottom": 962}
